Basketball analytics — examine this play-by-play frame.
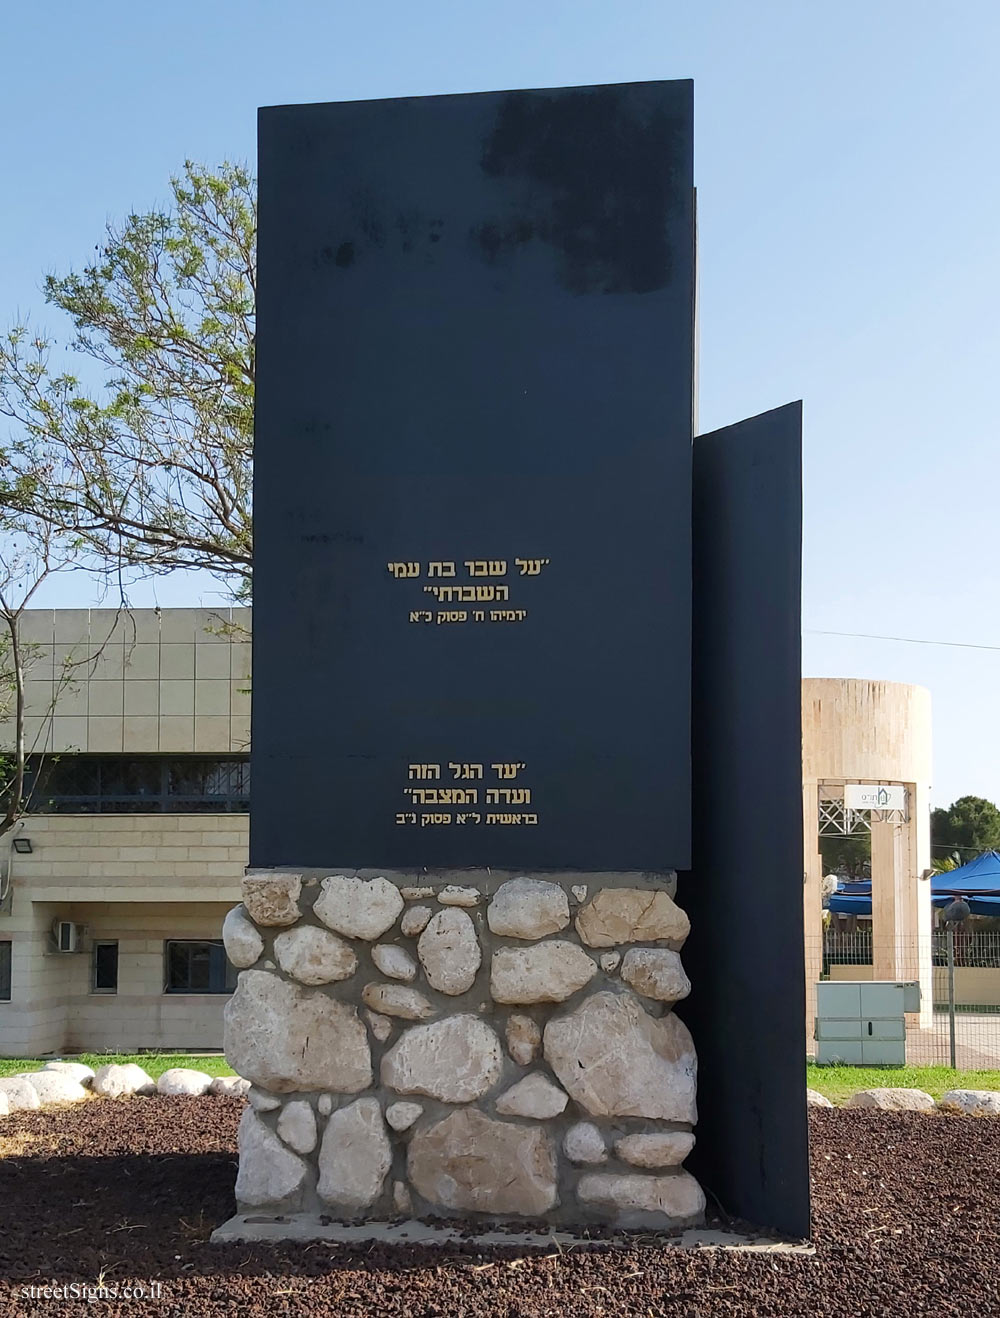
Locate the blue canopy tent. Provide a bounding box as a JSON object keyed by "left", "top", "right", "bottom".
{"left": 931, "top": 850, "right": 1000, "bottom": 915}
{"left": 826, "top": 853, "right": 1000, "bottom": 917}
{"left": 827, "top": 891, "right": 872, "bottom": 916}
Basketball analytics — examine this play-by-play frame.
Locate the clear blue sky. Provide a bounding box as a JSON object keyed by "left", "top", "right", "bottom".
{"left": 2, "top": 0, "right": 998, "bottom": 807}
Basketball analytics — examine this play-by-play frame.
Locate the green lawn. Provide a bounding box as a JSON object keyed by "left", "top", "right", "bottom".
{"left": 0, "top": 1053, "right": 235, "bottom": 1080}
{"left": 4, "top": 1054, "right": 999, "bottom": 1104}
{"left": 807, "top": 1061, "right": 1000, "bottom": 1104}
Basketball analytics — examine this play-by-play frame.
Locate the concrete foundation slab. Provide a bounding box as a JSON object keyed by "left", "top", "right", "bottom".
{"left": 211, "top": 1212, "right": 814, "bottom": 1255}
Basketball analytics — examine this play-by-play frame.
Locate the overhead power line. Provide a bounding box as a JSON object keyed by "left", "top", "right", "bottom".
{"left": 807, "top": 629, "right": 1000, "bottom": 653}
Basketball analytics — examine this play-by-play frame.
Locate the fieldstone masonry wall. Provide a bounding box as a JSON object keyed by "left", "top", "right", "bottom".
{"left": 221, "top": 869, "right": 703, "bottom": 1232}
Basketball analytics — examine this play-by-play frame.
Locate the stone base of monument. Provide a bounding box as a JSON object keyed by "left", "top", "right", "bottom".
{"left": 216, "top": 869, "right": 704, "bottom": 1238}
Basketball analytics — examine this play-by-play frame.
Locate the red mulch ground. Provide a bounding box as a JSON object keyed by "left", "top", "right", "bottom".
{"left": 0, "top": 1097, "right": 997, "bottom": 1316}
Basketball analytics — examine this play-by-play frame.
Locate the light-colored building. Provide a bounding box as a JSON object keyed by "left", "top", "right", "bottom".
{"left": 0, "top": 608, "right": 250, "bottom": 1057}
{"left": 802, "top": 678, "right": 934, "bottom": 1031}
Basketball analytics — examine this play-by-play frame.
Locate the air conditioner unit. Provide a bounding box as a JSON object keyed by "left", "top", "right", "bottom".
{"left": 51, "top": 920, "right": 81, "bottom": 953}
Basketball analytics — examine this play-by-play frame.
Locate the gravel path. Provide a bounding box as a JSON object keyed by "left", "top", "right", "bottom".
{"left": 0, "top": 1097, "right": 996, "bottom": 1316}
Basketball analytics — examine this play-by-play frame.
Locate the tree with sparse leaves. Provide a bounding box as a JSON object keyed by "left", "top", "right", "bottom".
{"left": 931, "top": 796, "right": 1000, "bottom": 860}
{"left": 0, "top": 515, "right": 102, "bottom": 861}
{"left": 0, "top": 161, "right": 255, "bottom": 600}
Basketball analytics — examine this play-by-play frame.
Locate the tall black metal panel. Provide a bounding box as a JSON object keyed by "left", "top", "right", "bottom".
{"left": 251, "top": 82, "right": 695, "bottom": 871}
{"left": 680, "top": 402, "right": 809, "bottom": 1238}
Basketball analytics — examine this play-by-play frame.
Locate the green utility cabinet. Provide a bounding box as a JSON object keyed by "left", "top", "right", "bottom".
{"left": 814, "top": 980, "right": 920, "bottom": 1065}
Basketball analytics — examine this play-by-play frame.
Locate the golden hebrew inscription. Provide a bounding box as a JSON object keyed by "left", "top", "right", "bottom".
{"left": 396, "top": 760, "right": 537, "bottom": 827}
{"left": 387, "top": 556, "right": 549, "bottom": 624}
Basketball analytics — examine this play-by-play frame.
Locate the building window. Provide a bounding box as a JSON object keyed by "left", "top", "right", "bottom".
{"left": 164, "top": 940, "right": 236, "bottom": 994}
{"left": 24, "top": 755, "right": 250, "bottom": 814}
{"left": 92, "top": 941, "right": 119, "bottom": 994}
{"left": 0, "top": 941, "right": 10, "bottom": 1001}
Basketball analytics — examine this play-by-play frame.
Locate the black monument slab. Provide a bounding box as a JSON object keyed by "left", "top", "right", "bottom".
{"left": 251, "top": 80, "right": 695, "bottom": 871}
{"left": 249, "top": 78, "right": 811, "bottom": 1239}
{"left": 681, "top": 402, "right": 809, "bottom": 1239}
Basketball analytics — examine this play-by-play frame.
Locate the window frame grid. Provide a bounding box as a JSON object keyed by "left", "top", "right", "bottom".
{"left": 91, "top": 940, "right": 119, "bottom": 995}
{"left": 23, "top": 755, "right": 250, "bottom": 815}
{"left": 163, "top": 939, "right": 237, "bottom": 995}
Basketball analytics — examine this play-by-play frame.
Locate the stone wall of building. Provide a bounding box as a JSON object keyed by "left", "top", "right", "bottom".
{"left": 222, "top": 869, "right": 703, "bottom": 1231}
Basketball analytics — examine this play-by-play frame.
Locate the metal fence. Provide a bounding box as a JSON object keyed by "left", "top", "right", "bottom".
{"left": 809, "top": 926, "right": 1000, "bottom": 1069}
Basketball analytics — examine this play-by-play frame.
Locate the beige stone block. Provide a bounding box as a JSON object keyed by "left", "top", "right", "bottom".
{"left": 619, "top": 948, "right": 691, "bottom": 1003}
{"left": 160, "top": 680, "right": 195, "bottom": 716}
{"left": 505, "top": 1014, "right": 542, "bottom": 1066}
{"left": 408, "top": 1109, "right": 557, "bottom": 1216}
{"left": 208, "top": 829, "right": 249, "bottom": 846}
{"left": 234, "top": 1107, "right": 309, "bottom": 1207}
{"left": 381, "top": 1015, "right": 501, "bottom": 1099}
{"left": 157, "top": 609, "right": 201, "bottom": 643}
{"left": 231, "top": 683, "right": 251, "bottom": 715}
{"left": 490, "top": 942, "right": 597, "bottom": 1004}
{"left": 53, "top": 609, "right": 91, "bottom": 643}
{"left": 122, "top": 643, "right": 160, "bottom": 680}
{"left": 116, "top": 831, "right": 154, "bottom": 846}
{"left": 160, "top": 644, "right": 194, "bottom": 679}
{"left": 83, "top": 811, "right": 131, "bottom": 831}
{"left": 196, "top": 610, "right": 231, "bottom": 641}
{"left": 614, "top": 1131, "right": 695, "bottom": 1168}
{"left": 87, "top": 681, "right": 124, "bottom": 716}
{"left": 151, "top": 846, "right": 191, "bottom": 861}
{"left": 47, "top": 861, "right": 85, "bottom": 878}
{"left": 417, "top": 909, "right": 481, "bottom": 994}
{"left": 18, "top": 610, "right": 56, "bottom": 644}
{"left": 576, "top": 1171, "right": 704, "bottom": 1223}
{"left": 123, "top": 716, "right": 159, "bottom": 752}
{"left": 122, "top": 610, "right": 163, "bottom": 643}
{"left": 90, "top": 609, "right": 132, "bottom": 644}
{"left": 225, "top": 970, "right": 372, "bottom": 1093}
{"left": 52, "top": 715, "right": 88, "bottom": 752}
{"left": 193, "top": 846, "right": 232, "bottom": 862}
{"left": 317, "top": 1098, "right": 390, "bottom": 1208}
{"left": 23, "top": 642, "right": 55, "bottom": 680}
{"left": 846, "top": 1087, "right": 935, "bottom": 1112}
{"left": 195, "top": 644, "right": 231, "bottom": 679}
{"left": 195, "top": 716, "right": 231, "bottom": 751}
{"left": 90, "top": 644, "right": 125, "bottom": 680}
{"left": 53, "top": 641, "right": 88, "bottom": 670}
{"left": 231, "top": 712, "right": 251, "bottom": 748}
{"left": 124, "top": 680, "right": 159, "bottom": 716}
{"left": 23, "top": 678, "right": 54, "bottom": 716}
{"left": 52, "top": 681, "right": 88, "bottom": 717}
{"left": 543, "top": 991, "right": 697, "bottom": 1122}
{"left": 206, "top": 861, "right": 241, "bottom": 876}
{"left": 86, "top": 716, "right": 124, "bottom": 752}
{"left": 195, "top": 680, "right": 231, "bottom": 715}
{"left": 231, "top": 643, "right": 252, "bottom": 681}
{"left": 575, "top": 888, "right": 690, "bottom": 948}
{"left": 158, "top": 716, "right": 195, "bottom": 752}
